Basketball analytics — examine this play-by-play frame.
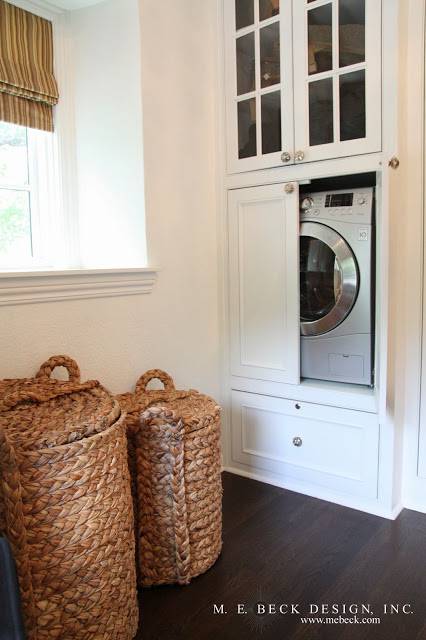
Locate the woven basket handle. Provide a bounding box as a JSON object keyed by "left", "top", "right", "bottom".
{"left": 36, "top": 355, "right": 81, "bottom": 383}
{"left": 0, "top": 380, "right": 99, "bottom": 412}
{"left": 135, "top": 369, "right": 176, "bottom": 396}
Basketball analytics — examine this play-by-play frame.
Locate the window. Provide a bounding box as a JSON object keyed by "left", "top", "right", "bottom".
{"left": 0, "top": 0, "right": 148, "bottom": 277}
{"left": 0, "top": 120, "right": 57, "bottom": 270}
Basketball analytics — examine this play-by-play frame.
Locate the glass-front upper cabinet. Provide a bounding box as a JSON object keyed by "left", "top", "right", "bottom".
{"left": 224, "top": 0, "right": 382, "bottom": 173}
{"left": 225, "top": 0, "right": 294, "bottom": 173}
{"left": 293, "top": 0, "right": 382, "bottom": 163}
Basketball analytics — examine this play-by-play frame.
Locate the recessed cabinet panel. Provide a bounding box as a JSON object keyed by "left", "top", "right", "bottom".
{"left": 293, "top": 0, "right": 381, "bottom": 163}
{"left": 231, "top": 391, "right": 379, "bottom": 499}
{"left": 225, "top": 0, "right": 294, "bottom": 173}
{"left": 228, "top": 183, "right": 300, "bottom": 384}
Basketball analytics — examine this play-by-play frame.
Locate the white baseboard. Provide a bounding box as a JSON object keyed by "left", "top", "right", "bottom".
{"left": 223, "top": 465, "right": 402, "bottom": 521}
{"left": 402, "top": 502, "right": 426, "bottom": 515}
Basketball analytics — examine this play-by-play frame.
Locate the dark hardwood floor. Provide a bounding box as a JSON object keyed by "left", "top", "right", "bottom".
{"left": 137, "top": 472, "right": 426, "bottom": 640}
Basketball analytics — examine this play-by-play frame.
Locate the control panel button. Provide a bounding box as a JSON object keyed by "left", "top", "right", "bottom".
{"left": 301, "top": 197, "right": 314, "bottom": 211}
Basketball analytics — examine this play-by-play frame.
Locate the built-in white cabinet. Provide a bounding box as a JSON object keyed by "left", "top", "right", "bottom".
{"left": 225, "top": 0, "right": 382, "bottom": 173}
{"left": 231, "top": 390, "right": 379, "bottom": 499}
{"left": 228, "top": 182, "right": 300, "bottom": 384}
{"left": 221, "top": 0, "right": 400, "bottom": 518}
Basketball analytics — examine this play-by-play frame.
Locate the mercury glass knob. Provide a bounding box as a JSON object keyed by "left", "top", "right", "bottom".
{"left": 293, "top": 437, "right": 303, "bottom": 447}
{"left": 281, "top": 151, "right": 292, "bottom": 163}
{"left": 295, "top": 150, "right": 305, "bottom": 162}
{"left": 284, "top": 183, "right": 295, "bottom": 194}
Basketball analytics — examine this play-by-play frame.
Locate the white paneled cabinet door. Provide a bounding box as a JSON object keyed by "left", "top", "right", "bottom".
{"left": 228, "top": 182, "right": 300, "bottom": 384}
{"left": 293, "top": 0, "right": 382, "bottom": 163}
{"left": 225, "top": 0, "right": 294, "bottom": 173}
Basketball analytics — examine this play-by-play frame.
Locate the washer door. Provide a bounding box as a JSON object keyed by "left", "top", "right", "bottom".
{"left": 300, "top": 222, "right": 359, "bottom": 337}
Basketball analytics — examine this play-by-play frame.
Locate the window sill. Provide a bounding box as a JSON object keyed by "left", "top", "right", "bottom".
{"left": 0, "top": 268, "right": 158, "bottom": 306}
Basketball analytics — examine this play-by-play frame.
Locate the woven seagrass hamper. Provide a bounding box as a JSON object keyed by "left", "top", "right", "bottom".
{"left": 0, "top": 357, "right": 139, "bottom": 640}
{"left": 118, "top": 369, "right": 223, "bottom": 587}
{"left": 0, "top": 354, "right": 82, "bottom": 398}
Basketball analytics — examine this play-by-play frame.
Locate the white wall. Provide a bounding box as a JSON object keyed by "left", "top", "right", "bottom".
{"left": 70, "top": 0, "right": 147, "bottom": 268}
{"left": 0, "top": 0, "right": 221, "bottom": 399}
{"left": 398, "top": 0, "right": 426, "bottom": 512}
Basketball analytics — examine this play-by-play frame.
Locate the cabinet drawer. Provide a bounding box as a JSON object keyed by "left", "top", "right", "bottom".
{"left": 231, "top": 391, "right": 379, "bottom": 499}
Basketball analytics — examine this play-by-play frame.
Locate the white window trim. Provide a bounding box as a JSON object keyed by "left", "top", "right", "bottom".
{"left": 0, "top": 268, "right": 158, "bottom": 306}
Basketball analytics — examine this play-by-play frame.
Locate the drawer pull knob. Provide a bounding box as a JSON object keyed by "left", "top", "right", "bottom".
{"left": 295, "top": 403, "right": 301, "bottom": 410}
{"left": 293, "top": 437, "right": 303, "bottom": 447}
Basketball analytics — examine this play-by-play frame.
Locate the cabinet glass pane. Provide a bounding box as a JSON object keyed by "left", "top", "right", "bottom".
{"left": 340, "top": 70, "right": 366, "bottom": 141}
{"left": 339, "top": 0, "right": 365, "bottom": 68}
{"left": 260, "top": 22, "right": 280, "bottom": 88}
{"left": 309, "top": 78, "right": 333, "bottom": 146}
{"left": 236, "top": 0, "right": 254, "bottom": 30}
{"left": 237, "top": 33, "right": 255, "bottom": 95}
{"left": 259, "top": 0, "right": 279, "bottom": 21}
{"left": 308, "top": 4, "right": 333, "bottom": 75}
{"left": 238, "top": 98, "right": 257, "bottom": 158}
{"left": 261, "top": 91, "right": 281, "bottom": 154}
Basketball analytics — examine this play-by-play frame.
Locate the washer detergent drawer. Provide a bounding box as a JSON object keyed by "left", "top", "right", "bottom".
{"left": 231, "top": 391, "right": 379, "bottom": 499}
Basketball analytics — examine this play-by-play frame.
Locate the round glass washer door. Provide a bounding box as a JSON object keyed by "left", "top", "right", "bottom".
{"left": 300, "top": 222, "right": 359, "bottom": 337}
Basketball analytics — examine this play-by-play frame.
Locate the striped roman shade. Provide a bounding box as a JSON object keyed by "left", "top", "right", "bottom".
{"left": 0, "top": 1, "right": 59, "bottom": 132}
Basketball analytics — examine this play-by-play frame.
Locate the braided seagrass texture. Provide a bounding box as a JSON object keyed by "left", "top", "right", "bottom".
{"left": 0, "top": 355, "right": 82, "bottom": 397}
{"left": 0, "top": 366, "right": 138, "bottom": 640}
{"left": 117, "top": 369, "right": 223, "bottom": 587}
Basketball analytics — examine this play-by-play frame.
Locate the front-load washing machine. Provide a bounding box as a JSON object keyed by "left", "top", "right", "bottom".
{"left": 300, "top": 187, "right": 374, "bottom": 386}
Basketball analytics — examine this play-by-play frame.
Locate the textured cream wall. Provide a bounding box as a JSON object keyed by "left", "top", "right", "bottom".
{"left": 0, "top": 0, "right": 221, "bottom": 398}
{"left": 71, "top": 0, "right": 148, "bottom": 268}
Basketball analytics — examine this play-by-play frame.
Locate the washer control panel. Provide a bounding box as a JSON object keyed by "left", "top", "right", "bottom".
{"left": 300, "top": 187, "right": 374, "bottom": 225}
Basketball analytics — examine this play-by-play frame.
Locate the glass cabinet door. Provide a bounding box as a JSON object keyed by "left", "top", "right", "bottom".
{"left": 225, "top": 0, "right": 294, "bottom": 173}
{"left": 293, "top": 0, "right": 382, "bottom": 163}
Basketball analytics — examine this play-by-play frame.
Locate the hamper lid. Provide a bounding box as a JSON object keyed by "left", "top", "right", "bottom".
{"left": 0, "top": 379, "right": 121, "bottom": 452}
{"left": 0, "top": 355, "right": 82, "bottom": 399}
{"left": 118, "top": 369, "right": 220, "bottom": 433}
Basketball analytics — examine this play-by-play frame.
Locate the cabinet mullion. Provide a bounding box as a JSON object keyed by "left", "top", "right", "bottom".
{"left": 254, "top": 0, "right": 261, "bottom": 159}
{"left": 332, "top": 0, "right": 339, "bottom": 144}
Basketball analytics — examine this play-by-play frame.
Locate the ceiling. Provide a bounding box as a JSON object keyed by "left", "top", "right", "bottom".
{"left": 47, "top": 0, "right": 105, "bottom": 9}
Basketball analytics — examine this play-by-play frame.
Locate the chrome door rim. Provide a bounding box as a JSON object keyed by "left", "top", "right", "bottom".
{"left": 300, "top": 222, "right": 359, "bottom": 337}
